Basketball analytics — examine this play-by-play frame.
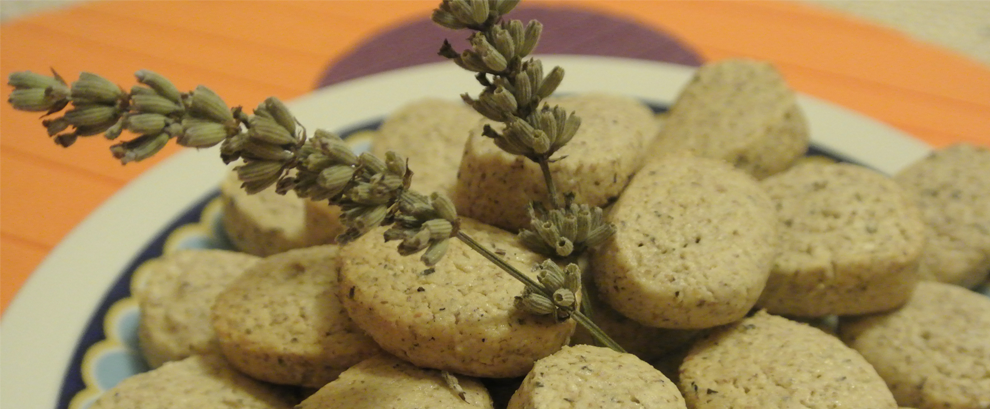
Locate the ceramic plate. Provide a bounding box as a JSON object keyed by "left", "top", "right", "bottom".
{"left": 0, "top": 56, "right": 937, "bottom": 409}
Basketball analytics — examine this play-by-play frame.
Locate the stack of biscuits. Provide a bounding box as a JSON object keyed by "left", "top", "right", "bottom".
{"left": 93, "top": 59, "right": 989, "bottom": 409}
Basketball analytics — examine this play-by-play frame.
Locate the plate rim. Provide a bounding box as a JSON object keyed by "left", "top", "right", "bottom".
{"left": 0, "top": 56, "right": 931, "bottom": 409}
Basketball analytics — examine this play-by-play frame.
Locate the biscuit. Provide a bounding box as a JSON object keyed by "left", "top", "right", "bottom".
{"left": 90, "top": 355, "right": 295, "bottom": 409}
{"left": 134, "top": 249, "right": 259, "bottom": 368}
{"left": 339, "top": 218, "right": 575, "bottom": 378}
{"left": 894, "top": 143, "right": 990, "bottom": 287}
{"left": 297, "top": 354, "right": 493, "bottom": 409}
{"left": 758, "top": 162, "right": 926, "bottom": 317}
{"left": 454, "top": 93, "right": 658, "bottom": 231}
{"left": 650, "top": 59, "right": 809, "bottom": 179}
{"left": 212, "top": 245, "right": 382, "bottom": 388}
{"left": 220, "top": 168, "right": 339, "bottom": 256}
{"left": 507, "top": 345, "right": 686, "bottom": 409}
{"left": 839, "top": 281, "right": 990, "bottom": 409}
{"left": 679, "top": 311, "right": 897, "bottom": 409}
{"left": 570, "top": 274, "right": 703, "bottom": 362}
{"left": 370, "top": 98, "right": 483, "bottom": 198}
{"left": 593, "top": 155, "right": 778, "bottom": 329}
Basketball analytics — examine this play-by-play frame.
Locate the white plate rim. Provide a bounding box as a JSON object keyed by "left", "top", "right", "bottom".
{"left": 0, "top": 55, "right": 931, "bottom": 409}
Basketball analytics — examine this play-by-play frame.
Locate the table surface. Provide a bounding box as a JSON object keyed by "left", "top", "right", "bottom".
{"left": 2, "top": 0, "right": 989, "bottom": 314}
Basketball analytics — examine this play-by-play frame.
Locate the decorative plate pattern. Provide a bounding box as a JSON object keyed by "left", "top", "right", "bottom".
{"left": 67, "top": 197, "right": 229, "bottom": 409}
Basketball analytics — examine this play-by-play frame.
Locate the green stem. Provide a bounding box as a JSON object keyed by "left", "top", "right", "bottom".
{"left": 538, "top": 157, "right": 562, "bottom": 209}
{"left": 455, "top": 230, "right": 624, "bottom": 353}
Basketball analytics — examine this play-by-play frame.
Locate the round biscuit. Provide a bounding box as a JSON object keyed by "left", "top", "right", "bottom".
{"left": 370, "top": 98, "right": 483, "bottom": 198}
{"left": 650, "top": 59, "right": 809, "bottom": 179}
{"left": 339, "top": 218, "right": 576, "bottom": 378}
{"left": 839, "top": 281, "right": 990, "bottom": 409}
{"left": 297, "top": 354, "right": 493, "bottom": 408}
{"left": 89, "top": 354, "right": 295, "bottom": 409}
{"left": 593, "top": 155, "right": 778, "bottom": 329}
{"left": 679, "top": 311, "right": 898, "bottom": 409}
{"left": 570, "top": 275, "right": 703, "bottom": 361}
{"left": 220, "top": 168, "right": 338, "bottom": 256}
{"left": 758, "top": 162, "right": 926, "bottom": 316}
{"left": 212, "top": 245, "right": 382, "bottom": 388}
{"left": 454, "top": 93, "right": 658, "bottom": 231}
{"left": 507, "top": 345, "right": 687, "bottom": 409}
{"left": 134, "top": 249, "right": 259, "bottom": 368}
{"left": 894, "top": 143, "right": 990, "bottom": 287}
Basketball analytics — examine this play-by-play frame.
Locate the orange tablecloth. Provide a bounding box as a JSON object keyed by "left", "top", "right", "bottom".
{"left": 2, "top": 0, "right": 989, "bottom": 314}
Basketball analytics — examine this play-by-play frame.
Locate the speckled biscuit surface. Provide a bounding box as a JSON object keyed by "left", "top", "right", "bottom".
{"left": 221, "top": 168, "right": 338, "bottom": 256}
{"left": 212, "top": 245, "right": 382, "bottom": 388}
{"left": 593, "top": 155, "right": 777, "bottom": 329}
{"left": 894, "top": 143, "right": 990, "bottom": 288}
{"left": 339, "top": 218, "right": 576, "bottom": 378}
{"left": 90, "top": 355, "right": 294, "bottom": 409}
{"left": 297, "top": 354, "right": 493, "bottom": 409}
{"left": 839, "top": 282, "right": 990, "bottom": 409}
{"left": 370, "top": 98, "right": 483, "bottom": 198}
{"left": 758, "top": 162, "right": 926, "bottom": 317}
{"left": 650, "top": 59, "right": 809, "bottom": 180}
{"left": 134, "top": 249, "right": 259, "bottom": 368}
{"left": 507, "top": 345, "right": 687, "bottom": 409}
{"left": 679, "top": 311, "right": 898, "bottom": 409}
{"left": 454, "top": 93, "right": 658, "bottom": 231}
{"left": 571, "top": 272, "right": 703, "bottom": 361}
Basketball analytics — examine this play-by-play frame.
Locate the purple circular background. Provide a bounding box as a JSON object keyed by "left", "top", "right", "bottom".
{"left": 317, "top": 5, "right": 703, "bottom": 88}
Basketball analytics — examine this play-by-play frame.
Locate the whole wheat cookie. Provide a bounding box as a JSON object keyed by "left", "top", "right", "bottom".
{"left": 758, "top": 162, "right": 926, "bottom": 317}
{"left": 454, "top": 93, "right": 658, "bottom": 231}
{"left": 839, "top": 281, "right": 990, "bottom": 409}
{"left": 593, "top": 155, "right": 778, "bottom": 329}
{"left": 894, "top": 143, "right": 990, "bottom": 288}
{"left": 679, "top": 311, "right": 898, "bottom": 409}
{"left": 133, "top": 249, "right": 259, "bottom": 368}
{"left": 370, "top": 98, "right": 483, "bottom": 198}
{"left": 339, "top": 218, "right": 575, "bottom": 378}
{"left": 297, "top": 354, "right": 492, "bottom": 409}
{"left": 650, "top": 59, "right": 809, "bottom": 179}
{"left": 212, "top": 245, "right": 382, "bottom": 388}
{"left": 90, "top": 355, "right": 295, "bottom": 409}
{"left": 507, "top": 345, "right": 687, "bottom": 409}
{"left": 221, "top": 168, "right": 339, "bottom": 256}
